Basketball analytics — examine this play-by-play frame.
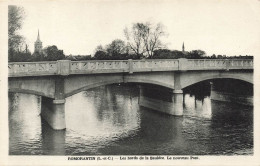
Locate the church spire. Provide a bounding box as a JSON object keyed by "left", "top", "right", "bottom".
{"left": 182, "top": 42, "right": 185, "bottom": 52}
{"left": 37, "top": 29, "right": 40, "bottom": 41}
{"left": 34, "top": 29, "right": 43, "bottom": 53}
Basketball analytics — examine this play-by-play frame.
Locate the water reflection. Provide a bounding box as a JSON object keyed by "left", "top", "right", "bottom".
{"left": 9, "top": 93, "right": 42, "bottom": 155}
{"left": 9, "top": 84, "right": 253, "bottom": 155}
{"left": 65, "top": 85, "right": 140, "bottom": 155}
{"left": 184, "top": 94, "right": 212, "bottom": 119}
{"left": 42, "top": 121, "right": 66, "bottom": 155}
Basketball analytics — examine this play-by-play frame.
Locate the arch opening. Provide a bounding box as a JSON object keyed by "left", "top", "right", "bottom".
{"left": 181, "top": 73, "right": 253, "bottom": 90}
{"left": 183, "top": 78, "right": 253, "bottom": 96}
{"left": 65, "top": 80, "right": 174, "bottom": 98}
{"left": 183, "top": 78, "right": 253, "bottom": 105}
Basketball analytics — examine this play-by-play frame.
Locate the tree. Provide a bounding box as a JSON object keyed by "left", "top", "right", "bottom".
{"left": 187, "top": 50, "right": 206, "bottom": 59}
{"left": 8, "top": 48, "right": 33, "bottom": 62}
{"left": 94, "top": 50, "right": 108, "bottom": 60}
{"left": 152, "top": 49, "right": 184, "bottom": 59}
{"left": 124, "top": 23, "right": 146, "bottom": 55}
{"left": 42, "top": 45, "right": 65, "bottom": 61}
{"left": 211, "top": 54, "right": 216, "bottom": 59}
{"left": 95, "top": 44, "right": 106, "bottom": 52}
{"left": 124, "top": 22, "right": 167, "bottom": 58}
{"left": 141, "top": 22, "right": 167, "bottom": 57}
{"left": 94, "top": 40, "right": 127, "bottom": 59}
{"left": 8, "top": 5, "right": 25, "bottom": 51}
{"left": 106, "top": 39, "right": 127, "bottom": 56}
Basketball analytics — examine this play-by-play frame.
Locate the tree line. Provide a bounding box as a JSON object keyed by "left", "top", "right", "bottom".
{"left": 8, "top": 5, "right": 253, "bottom": 62}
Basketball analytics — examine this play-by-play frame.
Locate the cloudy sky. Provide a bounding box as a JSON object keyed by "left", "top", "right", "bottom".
{"left": 11, "top": 0, "right": 260, "bottom": 56}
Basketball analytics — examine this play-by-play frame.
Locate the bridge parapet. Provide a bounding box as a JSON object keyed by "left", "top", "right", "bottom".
{"left": 70, "top": 60, "right": 130, "bottom": 74}
{"left": 8, "top": 59, "right": 253, "bottom": 77}
{"left": 185, "top": 59, "right": 253, "bottom": 70}
{"left": 70, "top": 59, "right": 179, "bottom": 74}
{"left": 132, "top": 59, "right": 179, "bottom": 72}
{"left": 8, "top": 61, "right": 58, "bottom": 77}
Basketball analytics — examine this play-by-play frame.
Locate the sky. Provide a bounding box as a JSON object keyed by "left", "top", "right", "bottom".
{"left": 11, "top": 0, "right": 260, "bottom": 56}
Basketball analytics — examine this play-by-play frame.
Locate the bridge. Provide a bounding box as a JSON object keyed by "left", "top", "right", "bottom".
{"left": 8, "top": 58, "right": 253, "bottom": 130}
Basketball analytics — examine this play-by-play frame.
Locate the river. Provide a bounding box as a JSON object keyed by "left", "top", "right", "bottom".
{"left": 9, "top": 84, "right": 253, "bottom": 155}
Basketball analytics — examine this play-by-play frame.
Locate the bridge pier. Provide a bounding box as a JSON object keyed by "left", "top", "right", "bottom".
{"left": 138, "top": 85, "right": 183, "bottom": 116}
{"left": 172, "top": 90, "right": 183, "bottom": 116}
{"left": 41, "top": 98, "right": 66, "bottom": 130}
{"left": 41, "top": 76, "right": 66, "bottom": 130}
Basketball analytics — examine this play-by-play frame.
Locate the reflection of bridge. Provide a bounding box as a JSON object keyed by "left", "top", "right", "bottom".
{"left": 8, "top": 59, "right": 253, "bottom": 130}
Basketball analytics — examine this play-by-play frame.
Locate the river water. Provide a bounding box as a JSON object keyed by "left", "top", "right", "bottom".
{"left": 9, "top": 84, "right": 253, "bottom": 155}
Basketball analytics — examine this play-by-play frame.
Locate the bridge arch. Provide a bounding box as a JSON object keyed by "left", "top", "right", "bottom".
{"left": 64, "top": 76, "right": 174, "bottom": 98}
{"left": 8, "top": 88, "right": 54, "bottom": 98}
{"left": 180, "top": 71, "right": 253, "bottom": 89}
{"left": 8, "top": 77, "right": 56, "bottom": 99}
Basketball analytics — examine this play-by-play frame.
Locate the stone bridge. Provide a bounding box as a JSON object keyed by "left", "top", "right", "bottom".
{"left": 8, "top": 58, "right": 253, "bottom": 130}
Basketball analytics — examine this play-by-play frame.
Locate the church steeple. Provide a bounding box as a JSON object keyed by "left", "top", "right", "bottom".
{"left": 182, "top": 42, "right": 185, "bottom": 52}
{"left": 34, "top": 29, "right": 43, "bottom": 53}
{"left": 37, "top": 29, "right": 40, "bottom": 41}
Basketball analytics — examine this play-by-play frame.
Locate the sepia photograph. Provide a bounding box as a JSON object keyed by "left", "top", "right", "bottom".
{"left": 1, "top": 0, "right": 260, "bottom": 165}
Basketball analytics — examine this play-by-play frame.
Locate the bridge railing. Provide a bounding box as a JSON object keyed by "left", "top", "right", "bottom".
{"left": 132, "top": 59, "right": 179, "bottom": 72}
{"left": 69, "top": 59, "right": 180, "bottom": 74}
{"left": 181, "top": 59, "right": 253, "bottom": 70}
{"left": 8, "top": 59, "right": 253, "bottom": 77}
{"left": 70, "top": 60, "right": 130, "bottom": 74}
{"left": 8, "top": 61, "right": 58, "bottom": 77}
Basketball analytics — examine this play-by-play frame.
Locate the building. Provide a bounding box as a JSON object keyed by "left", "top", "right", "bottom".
{"left": 34, "top": 30, "right": 43, "bottom": 53}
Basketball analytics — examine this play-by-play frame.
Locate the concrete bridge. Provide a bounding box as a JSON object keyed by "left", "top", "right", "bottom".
{"left": 8, "top": 58, "right": 253, "bottom": 130}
